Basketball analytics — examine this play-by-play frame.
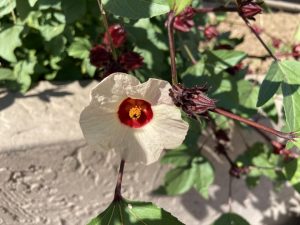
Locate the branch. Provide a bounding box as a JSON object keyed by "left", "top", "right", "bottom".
{"left": 167, "top": 11, "right": 178, "bottom": 85}
{"left": 114, "top": 159, "right": 125, "bottom": 201}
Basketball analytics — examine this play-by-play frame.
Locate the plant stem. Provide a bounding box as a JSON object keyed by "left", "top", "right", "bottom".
{"left": 240, "top": 17, "right": 279, "bottom": 61}
{"left": 183, "top": 44, "right": 197, "bottom": 65}
{"left": 114, "top": 159, "right": 125, "bottom": 201}
{"left": 96, "top": 0, "right": 118, "bottom": 61}
{"left": 167, "top": 11, "right": 178, "bottom": 85}
{"left": 211, "top": 108, "right": 295, "bottom": 141}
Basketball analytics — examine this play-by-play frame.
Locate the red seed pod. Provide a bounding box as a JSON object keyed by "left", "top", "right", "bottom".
{"left": 173, "top": 6, "right": 195, "bottom": 32}
{"left": 169, "top": 84, "right": 216, "bottom": 118}
{"left": 272, "top": 38, "right": 281, "bottom": 49}
{"left": 89, "top": 45, "right": 112, "bottom": 67}
{"left": 204, "top": 25, "right": 219, "bottom": 40}
{"left": 239, "top": 0, "right": 263, "bottom": 20}
{"left": 292, "top": 44, "right": 300, "bottom": 60}
{"left": 118, "top": 51, "right": 144, "bottom": 71}
{"left": 103, "top": 24, "right": 127, "bottom": 48}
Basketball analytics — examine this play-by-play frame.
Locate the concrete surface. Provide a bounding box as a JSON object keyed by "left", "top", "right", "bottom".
{"left": 0, "top": 81, "right": 300, "bottom": 225}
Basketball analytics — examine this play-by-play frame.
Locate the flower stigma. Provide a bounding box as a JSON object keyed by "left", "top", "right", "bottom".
{"left": 129, "top": 106, "right": 142, "bottom": 119}
{"left": 118, "top": 97, "right": 153, "bottom": 128}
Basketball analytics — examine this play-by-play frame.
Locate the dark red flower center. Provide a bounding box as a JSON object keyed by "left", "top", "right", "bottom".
{"left": 118, "top": 98, "right": 153, "bottom": 128}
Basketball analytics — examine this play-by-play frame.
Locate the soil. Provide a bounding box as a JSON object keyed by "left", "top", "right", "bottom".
{"left": 218, "top": 12, "right": 300, "bottom": 74}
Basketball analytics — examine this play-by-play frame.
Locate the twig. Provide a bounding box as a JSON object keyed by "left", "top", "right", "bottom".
{"left": 211, "top": 108, "right": 295, "bottom": 141}
{"left": 240, "top": 17, "right": 279, "bottom": 61}
{"left": 114, "top": 159, "right": 125, "bottom": 201}
{"left": 167, "top": 11, "right": 178, "bottom": 85}
{"left": 96, "top": 0, "right": 118, "bottom": 61}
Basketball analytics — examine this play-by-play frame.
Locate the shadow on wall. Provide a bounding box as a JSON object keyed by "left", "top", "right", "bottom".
{"left": 0, "top": 87, "right": 73, "bottom": 111}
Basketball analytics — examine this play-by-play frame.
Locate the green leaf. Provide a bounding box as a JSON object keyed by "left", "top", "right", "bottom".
{"left": 13, "top": 60, "right": 35, "bottom": 92}
{"left": 211, "top": 213, "right": 250, "bottom": 225}
{"left": 62, "top": 0, "right": 87, "bottom": 23}
{"left": 39, "top": 24, "right": 65, "bottom": 41}
{"left": 294, "top": 24, "right": 300, "bottom": 42}
{"left": 280, "top": 61, "right": 300, "bottom": 133}
{"left": 0, "top": 68, "right": 14, "bottom": 80}
{"left": 0, "top": 25, "right": 23, "bottom": 62}
{"left": 82, "top": 58, "right": 96, "bottom": 77}
{"left": 257, "top": 62, "right": 282, "bottom": 107}
{"left": 168, "top": 0, "right": 192, "bottom": 15}
{"left": 193, "top": 159, "right": 214, "bottom": 199}
{"left": 68, "top": 37, "right": 91, "bottom": 59}
{"left": 163, "top": 166, "right": 196, "bottom": 195}
{"left": 284, "top": 159, "right": 300, "bottom": 193}
{"left": 87, "top": 199, "right": 184, "bottom": 225}
{"left": 28, "top": 0, "right": 38, "bottom": 7}
{"left": 161, "top": 145, "right": 193, "bottom": 166}
{"left": 206, "top": 50, "right": 247, "bottom": 74}
{"left": 16, "top": 0, "right": 31, "bottom": 20}
{"left": 103, "top": 0, "right": 170, "bottom": 19}
{"left": 0, "top": 0, "right": 16, "bottom": 18}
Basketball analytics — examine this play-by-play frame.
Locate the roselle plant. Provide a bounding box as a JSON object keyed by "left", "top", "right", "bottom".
{"left": 1, "top": 0, "right": 300, "bottom": 224}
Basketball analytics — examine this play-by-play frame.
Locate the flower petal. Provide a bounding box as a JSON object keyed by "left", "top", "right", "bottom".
{"left": 126, "top": 78, "right": 174, "bottom": 106}
{"left": 80, "top": 104, "right": 124, "bottom": 148}
{"left": 150, "top": 104, "right": 189, "bottom": 149}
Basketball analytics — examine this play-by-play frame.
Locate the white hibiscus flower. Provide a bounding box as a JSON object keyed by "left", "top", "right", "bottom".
{"left": 79, "top": 72, "right": 189, "bottom": 164}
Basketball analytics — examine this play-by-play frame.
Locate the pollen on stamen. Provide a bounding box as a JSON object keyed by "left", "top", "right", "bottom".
{"left": 129, "top": 106, "right": 142, "bottom": 119}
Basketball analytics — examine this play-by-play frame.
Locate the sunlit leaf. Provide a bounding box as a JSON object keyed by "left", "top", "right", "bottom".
{"left": 0, "top": 25, "right": 23, "bottom": 62}
{"left": 87, "top": 199, "right": 184, "bottom": 225}
{"left": 103, "top": 0, "right": 170, "bottom": 19}
{"left": 211, "top": 213, "right": 250, "bottom": 225}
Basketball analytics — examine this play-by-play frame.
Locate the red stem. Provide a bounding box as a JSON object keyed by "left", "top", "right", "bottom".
{"left": 167, "top": 11, "right": 178, "bottom": 85}
{"left": 114, "top": 159, "right": 125, "bottom": 201}
{"left": 211, "top": 108, "right": 295, "bottom": 140}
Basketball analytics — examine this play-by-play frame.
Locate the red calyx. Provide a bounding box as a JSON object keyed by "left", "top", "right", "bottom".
{"left": 204, "top": 25, "right": 219, "bottom": 40}
{"left": 119, "top": 52, "right": 144, "bottom": 71}
{"left": 89, "top": 45, "right": 112, "bottom": 67}
{"left": 173, "top": 7, "right": 195, "bottom": 32}
{"left": 239, "top": 1, "right": 263, "bottom": 20}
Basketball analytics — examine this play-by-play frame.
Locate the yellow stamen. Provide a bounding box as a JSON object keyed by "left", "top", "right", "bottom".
{"left": 129, "top": 106, "right": 142, "bottom": 119}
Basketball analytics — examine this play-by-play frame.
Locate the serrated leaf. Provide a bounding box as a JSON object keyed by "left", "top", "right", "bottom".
{"left": 211, "top": 213, "right": 250, "bottom": 225}
{"left": 257, "top": 61, "right": 282, "bottom": 107}
{"left": 279, "top": 61, "right": 300, "bottom": 133}
{"left": 161, "top": 146, "right": 193, "bottom": 166}
{"left": 163, "top": 166, "right": 196, "bottom": 195}
{"left": 206, "top": 50, "right": 247, "bottom": 74}
{"left": 0, "top": 68, "right": 14, "bottom": 80}
{"left": 193, "top": 159, "right": 214, "bottom": 199}
{"left": 87, "top": 199, "right": 184, "bottom": 225}
{"left": 68, "top": 37, "right": 91, "bottom": 59}
{"left": 103, "top": 0, "right": 170, "bottom": 19}
{"left": 0, "top": 25, "right": 23, "bottom": 62}
{"left": 13, "top": 60, "right": 35, "bottom": 93}
{"left": 0, "top": 0, "right": 16, "bottom": 18}
{"left": 39, "top": 24, "right": 65, "bottom": 41}
{"left": 62, "top": 0, "right": 86, "bottom": 23}
{"left": 284, "top": 159, "right": 300, "bottom": 193}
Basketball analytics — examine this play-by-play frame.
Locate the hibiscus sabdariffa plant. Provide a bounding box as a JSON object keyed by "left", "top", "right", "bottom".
{"left": 80, "top": 72, "right": 189, "bottom": 164}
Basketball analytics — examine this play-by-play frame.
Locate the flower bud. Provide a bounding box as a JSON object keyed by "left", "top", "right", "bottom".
{"left": 89, "top": 45, "right": 112, "bottom": 67}
{"left": 169, "top": 84, "right": 216, "bottom": 118}
{"left": 173, "top": 6, "right": 195, "bottom": 32}
{"left": 204, "top": 25, "right": 219, "bottom": 40}
{"left": 103, "top": 24, "right": 127, "bottom": 48}
{"left": 252, "top": 25, "right": 263, "bottom": 34}
{"left": 119, "top": 52, "right": 144, "bottom": 71}
{"left": 272, "top": 38, "right": 281, "bottom": 49}
{"left": 239, "top": 1, "right": 262, "bottom": 20}
{"left": 271, "top": 140, "right": 298, "bottom": 161}
{"left": 292, "top": 44, "right": 300, "bottom": 60}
